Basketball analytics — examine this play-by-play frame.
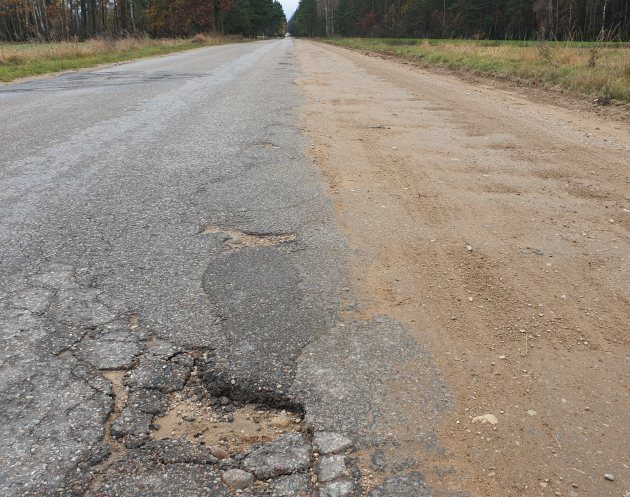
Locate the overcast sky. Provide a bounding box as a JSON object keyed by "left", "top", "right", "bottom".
{"left": 280, "top": 0, "right": 299, "bottom": 21}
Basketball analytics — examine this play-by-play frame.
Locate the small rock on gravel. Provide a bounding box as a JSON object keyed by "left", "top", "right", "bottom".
{"left": 313, "top": 432, "right": 353, "bottom": 455}
{"left": 471, "top": 414, "right": 498, "bottom": 425}
{"left": 209, "top": 446, "right": 230, "bottom": 460}
{"left": 604, "top": 473, "right": 615, "bottom": 481}
{"left": 319, "top": 479, "right": 357, "bottom": 497}
{"left": 270, "top": 414, "right": 292, "bottom": 429}
{"left": 222, "top": 469, "right": 255, "bottom": 489}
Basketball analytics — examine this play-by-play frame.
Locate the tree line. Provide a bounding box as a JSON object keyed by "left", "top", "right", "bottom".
{"left": 289, "top": 0, "right": 630, "bottom": 40}
{"left": 0, "top": 0, "right": 286, "bottom": 40}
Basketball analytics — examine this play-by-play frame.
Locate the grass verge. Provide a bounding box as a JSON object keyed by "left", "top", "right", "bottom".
{"left": 323, "top": 38, "right": 630, "bottom": 103}
{"left": 0, "top": 35, "right": 244, "bottom": 82}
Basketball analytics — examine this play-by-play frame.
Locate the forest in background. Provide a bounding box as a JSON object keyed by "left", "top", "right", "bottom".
{"left": 0, "top": 0, "right": 286, "bottom": 40}
{"left": 289, "top": 0, "right": 630, "bottom": 41}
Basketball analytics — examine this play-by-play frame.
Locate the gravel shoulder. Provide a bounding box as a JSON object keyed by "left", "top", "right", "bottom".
{"left": 295, "top": 39, "right": 630, "bottom": 497}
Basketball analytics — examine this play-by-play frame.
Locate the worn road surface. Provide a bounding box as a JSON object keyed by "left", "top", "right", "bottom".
{"left": 1, "top": 38, "right": 628, "bottom": 497}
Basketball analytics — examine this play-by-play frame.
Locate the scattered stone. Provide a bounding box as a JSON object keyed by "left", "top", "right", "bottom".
{"left": 270, "top": 414, "right": 292, "bottom": 429}
{"left": 604, "top": 473, "right": 615, "bottom": 481}
{"left": 466, "top": 245, "right": 473, "bottom": 252}
{"left": 270, "top": 473, "right": 312, "bottom": 496}
{"left": 244, "top": 433, "right": 311, "bottom": 480}
{"left": 319, "top": 479, "right": 356, "bottom": 497}
{"left": 182, "top": 415, "right": 196, "bottom": 422}
{"left": 471, "top": 414, "right": 498, "bottom": 425}
{"left": 209, "top": 446, "right": 230, "bottom": 460}
{"left": 521, "top": 246, "right": 544, "bottom": 256}
{"left": 222, "top": 469, "right": 255, "bottom": 489}
{"left": 318, "top": 455, "right": 349, "bottom": 483}
{"left": 313, "top": 432, "right": 353, "bottom": 455}
{"left": 527, "top": 410, "right": 537, "bottom": 417}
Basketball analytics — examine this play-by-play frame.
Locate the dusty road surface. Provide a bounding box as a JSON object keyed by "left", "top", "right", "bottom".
{"left": 0, "top": 37, "right": 628, "bottom": 497}
{"left": 294, "top": 40, "right": 630, "bottom": 497}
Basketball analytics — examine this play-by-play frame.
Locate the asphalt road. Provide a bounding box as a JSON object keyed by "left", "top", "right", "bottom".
{"left": 0, "top": 39, "right": 450, "bottom": 496}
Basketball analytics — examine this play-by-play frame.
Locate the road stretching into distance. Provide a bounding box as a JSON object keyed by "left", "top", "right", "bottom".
{"left": 1, "top": 39, "right": 629, "bottom": 497}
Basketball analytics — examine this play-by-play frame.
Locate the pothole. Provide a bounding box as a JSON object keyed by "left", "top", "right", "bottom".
{"left": 201, "top": 226, "right": 296, "bottom": 249}
{"left": 91, "top": 356, "right": 366, "bottom": 497}
{"left": 150, "top": 360, "right": 306, "bottom": 456}
{"left": 153, "top": 393, "right": 305, "bottom": 455}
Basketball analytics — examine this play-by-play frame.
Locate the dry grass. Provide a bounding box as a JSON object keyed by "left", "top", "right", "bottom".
{"left": 0, "top": 35, "right": 243, "bottom": 82}
{"left": 325, "top": 38, "right": 630, "bottom": 102}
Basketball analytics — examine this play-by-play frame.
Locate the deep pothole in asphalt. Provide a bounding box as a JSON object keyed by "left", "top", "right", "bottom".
{"left": 152, "top": 370, "right": 306, "bottom": 456}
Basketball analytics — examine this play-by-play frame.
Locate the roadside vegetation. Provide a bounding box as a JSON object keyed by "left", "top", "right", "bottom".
{"left": 0, "top": 35, "right": 244, "bottom": 82}
{"left": 289, "top": 0, "right": 630, "bottom": 41}
{"left": 324, "top": 38, "right": 630, "bottom": 102}
{"left": 1, "top": 0, "right": 288, "bottom": 82}
{"left": 0, "top": 0, "right": 287, "bottom": 42}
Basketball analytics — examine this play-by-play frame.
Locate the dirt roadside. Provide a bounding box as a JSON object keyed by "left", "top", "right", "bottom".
{"left": 294, "top": 40, "right": 630, "bottom": 497}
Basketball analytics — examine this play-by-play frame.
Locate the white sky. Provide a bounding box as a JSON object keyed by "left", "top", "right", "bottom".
{"left": 280, "top": 0, "right": 299, "bottom": 20}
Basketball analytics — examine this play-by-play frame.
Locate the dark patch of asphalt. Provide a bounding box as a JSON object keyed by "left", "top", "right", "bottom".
{"left": 0, "top": 39, "right": 455, "bottom": 496}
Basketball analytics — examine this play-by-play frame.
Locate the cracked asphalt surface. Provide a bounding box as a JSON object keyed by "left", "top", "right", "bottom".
{"left": 1, "top": 39, "right": 452, "bottom": 496}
